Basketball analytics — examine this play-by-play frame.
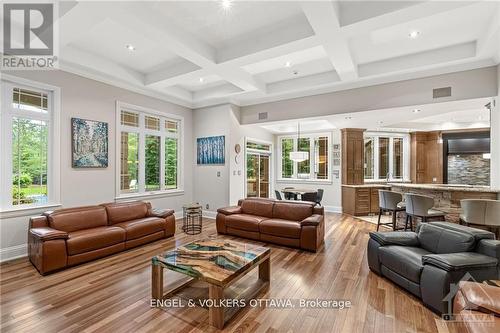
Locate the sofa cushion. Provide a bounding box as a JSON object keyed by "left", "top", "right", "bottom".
{"left": 114, "top": 217, "right": 165, "bottom": 240}
{"left": 67, "top": 226, "right": 126, "bottom": 255}
{"left": 47, "top": 206, "right": 108, "bottom": 233}
{"left": 259, "top": 219, "right": 301, "bottom": 238}
{"left": 418, "top": 223, "right": 476, "bottom": 254}
{"left": 240, "top": 200, "right": 274, "bottom": 218}
{"left": 225, "top": 214, "right": 268, "bottom": 232}
{"left": 101, "top": 201, "right": 149, "bottom": 224}
{"left": 272, "top": 202, "right": 313, "bottom": 221}
{"left": 379, "top": 246, "right": 432, "bottom": 283}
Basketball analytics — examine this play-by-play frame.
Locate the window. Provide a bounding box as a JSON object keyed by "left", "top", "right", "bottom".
{"left": 117, "top": 103, "right": 182, "bottom": 196}
{"left": 278, "top": 133, "right": 331, "bottom": 181}
{"left": 363, "top": 132, "right": 409, "bottom": 181}
{"left": 1, "top": 78, "right": 60, "bottom": 210}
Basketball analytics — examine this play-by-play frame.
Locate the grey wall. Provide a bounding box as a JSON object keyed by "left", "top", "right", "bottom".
{"left": 0, "top": 70, "right": 194, "bottom": 260}
{"left": 240, "top": 66, "right": 499, "bottom": 124}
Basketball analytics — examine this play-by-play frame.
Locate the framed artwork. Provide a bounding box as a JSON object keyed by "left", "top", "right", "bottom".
{"left": 197, "top": 135, "right": 225, "bottom": 165}
{"left": 71, "top": 118, "right": 108, "bottom": 168}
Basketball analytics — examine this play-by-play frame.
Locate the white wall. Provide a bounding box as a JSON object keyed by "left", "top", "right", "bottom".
{"left": 240, "top": 66, "right": 498, "bottom": 124}
{"left": 490, "top": 64, "right": 500, "bottom": 189}
{"left": 0, "top": 70, "right": 194, "bottom": 261}
{"left": 273, "top": 130, "right": 342, "bottom": 212}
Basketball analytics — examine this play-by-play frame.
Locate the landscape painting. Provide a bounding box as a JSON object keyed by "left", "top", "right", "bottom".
{"left": 197, "top": 135, "right": 225, "bottom": 165}
{"left": 71, "top": 118, "right": 108, "bottom": 168}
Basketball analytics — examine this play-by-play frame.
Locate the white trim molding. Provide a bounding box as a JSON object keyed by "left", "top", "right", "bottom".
{"left": 0, "top": 244, "right": 28, "bottom": 263}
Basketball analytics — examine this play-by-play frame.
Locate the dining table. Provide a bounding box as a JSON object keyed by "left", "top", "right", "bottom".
{"left": 280, "top": 188, "right": 317, "bottom": 201}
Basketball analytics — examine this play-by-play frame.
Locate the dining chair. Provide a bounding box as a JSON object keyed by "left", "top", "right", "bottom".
{"left": 316, "top": 189, "right": 324, "bottom": 206}
{"left": 404, "top": 193, "right": 446, "bottom": 231}
{"left": 460, "top": 199, "right": 500, "bottom": 238}
{"left": 301, "top": 192, "right": 317, "bottom": 203}
{"left": 275, "top": 190, "right": 283, "bottom": 200}
{"left": 283, "top": 187, "right": 296, "bottom": 200}
{"left": 377, "top": 190, "right": 405, "bottom": 231}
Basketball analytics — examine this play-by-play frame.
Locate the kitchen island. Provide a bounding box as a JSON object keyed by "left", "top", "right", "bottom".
{"left": 389, "top": 183, "right": 500, "bottom": 222}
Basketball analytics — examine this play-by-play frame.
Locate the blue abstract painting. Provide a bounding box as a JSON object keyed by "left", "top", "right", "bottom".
{"left": 197, "top": 135, "right": 225, "bottom": 165}
{"left": 71, "top": 118, "right": 108, "bottom": 168}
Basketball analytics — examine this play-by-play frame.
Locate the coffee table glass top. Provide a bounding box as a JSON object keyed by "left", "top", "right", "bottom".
{"left": 153, "top": 239, "right": 270, "bottom": 286}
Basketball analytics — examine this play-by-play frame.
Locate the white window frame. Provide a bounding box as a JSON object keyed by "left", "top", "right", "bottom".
{"left": 244, "top": 137, "right": 274, "bottom": 198}
{"left": 277, "top": 132, "right": 332, "bottom": 183}
{"left": 115, "top": 101, "right": 184, "bottom": 199}
{"left": 364, "top": 131, "right": 410, "bottom": 182}
{"left": 0, "top": 74, "right": 61, "bottom": 212}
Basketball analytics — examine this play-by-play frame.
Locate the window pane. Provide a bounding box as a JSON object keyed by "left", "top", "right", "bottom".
{"left": 12, "top": 88, "right": 48, "bottom": 113}
{"left": 121, "top": 111, "right": 139, "bottom": 127}
{"left": 393, "top": 138, "right": 403, "bottom": 179}
{"left": 145, "top": 116, "right": 160, "bottom": 130}
{"left": 297, "top": 138, "right": 310, "bottom": 177}
{"left": 246, "top": 142, "right": 270, "bottom": 151}
{"left": 166, "top": 120, "right": 178, "bottom": 133}
{"left": 379, "top": 137, "right": 390, "bottom": 179}
{"left": 120, "top": 132, "right": 139, "bottom": 193}
{"left": 145, "top": 135, "right": 161, "bottom": 191}
{"left": 315, "top": 136, "right": 328, "bottom": 179}
{"left": 281, "top": 138, "right": 293, "bottom": 178}
{"left": 246, "top": 154, "right": 258, "bottom": 197}
{"left": 364, "top": 137, "right": 374, "bottom": 179}
{"left": 165, "top": 138, "right": 178, "bottom": 189}
{"left": 12, "top": 117, "right": 48, "bottom": 205}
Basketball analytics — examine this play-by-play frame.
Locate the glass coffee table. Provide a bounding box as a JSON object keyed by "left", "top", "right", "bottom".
{"left": 151, "top": 239, "right": 271, "bottom": 329}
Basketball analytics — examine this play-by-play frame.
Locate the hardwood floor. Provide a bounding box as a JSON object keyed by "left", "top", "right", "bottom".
{"left": 0, "top": 214, "right": 463, "bottom": 333}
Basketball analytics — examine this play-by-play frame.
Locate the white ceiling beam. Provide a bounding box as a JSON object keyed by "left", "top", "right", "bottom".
{"left": 341, "top": 1, "right": 477, "bottom": 37}
{"left": 301, "top": 1, "right": 358, "bottom": 81}
{"left": 58, "top": 2, "right": 108, "bottom": 47}
{"left": 145, "top": 62, "right": 203, "bottom": 87}
{"left": 476, "top": 1, "right": 500, "bottom": 60}
{"left": 106, "top": 2, "right": 265, "bottom": 93}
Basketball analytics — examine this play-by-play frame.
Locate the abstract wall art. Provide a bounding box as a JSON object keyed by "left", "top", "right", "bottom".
{"left": 71, "top": 118, "right": 108, "bottom": 168}
{"left": 197, "top": 135, "right": 225, "bottom": 165}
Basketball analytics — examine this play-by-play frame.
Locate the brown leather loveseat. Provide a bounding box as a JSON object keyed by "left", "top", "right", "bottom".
{"left": 217, "top": 198, "right": 324, "bottom": 252}
{"left": 28, "top": 201, "right": 175, "bottom": 275}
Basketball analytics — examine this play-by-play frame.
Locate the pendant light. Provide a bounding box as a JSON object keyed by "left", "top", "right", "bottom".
{"left": 289, "top": 122, "right": 309, "bottom": 162}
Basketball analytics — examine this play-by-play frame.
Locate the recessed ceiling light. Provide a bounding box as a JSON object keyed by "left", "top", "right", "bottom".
{"left": 199, "top": 77, "right": 204, "bottom": 83}
{"left": 220, "top": 0, "right": 233, "bottom": 10}
{"left": 125, "top": 44, "right": 135, "bottom": 51}
{"left": 413, "top": 109, "right": 421, "bottom": 113}
{"left": 285, "top": 61, "right": 291, "bottom": 68}
{"left": 408, "top": 30, "right": 420, "bottom": 39}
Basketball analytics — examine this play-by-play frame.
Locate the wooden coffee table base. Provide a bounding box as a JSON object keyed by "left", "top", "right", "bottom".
{"left": 152, "top": 254, "right": 270, "bottom": 329}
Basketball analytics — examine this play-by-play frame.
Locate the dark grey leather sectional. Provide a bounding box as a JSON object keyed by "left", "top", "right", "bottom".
{"left": 367, "top": 222, "right": 500, "bottom": 314}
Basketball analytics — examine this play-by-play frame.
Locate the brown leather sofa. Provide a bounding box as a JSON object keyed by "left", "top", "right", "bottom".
{"left": 453, "top": 281, "right": 500, "bottom": 333}
{"left": 217, "top": 198, "right": 324, "bottom": 252}
{"left": 28, "top": 201, "right": 175, "bottom": 275}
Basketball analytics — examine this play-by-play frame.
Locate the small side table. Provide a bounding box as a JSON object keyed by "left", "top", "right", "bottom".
{"left": 182, "top": 203, "right": 202, "bottom": 235}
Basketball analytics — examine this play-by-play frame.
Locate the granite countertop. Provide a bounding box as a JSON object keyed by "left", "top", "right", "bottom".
{"left": 388, "top": 183, "right": 500, "bottom": 193}
{"left": 341, "top": 184, "right": 391, "bottom": 188}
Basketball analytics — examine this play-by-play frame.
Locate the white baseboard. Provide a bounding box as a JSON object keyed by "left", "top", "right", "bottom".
{"left": 323, "top": 205, "right": 342, "bottom": 213}
{"left": 0, "top": 244, "right": 27, "bottom": 263}
{"left": 203, "top": 210, "right": 217, "bottom": 219}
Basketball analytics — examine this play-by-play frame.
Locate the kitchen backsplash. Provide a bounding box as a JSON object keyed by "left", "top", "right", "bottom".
{"left": 447, "top": 154, "right": 490, "bottom": 186}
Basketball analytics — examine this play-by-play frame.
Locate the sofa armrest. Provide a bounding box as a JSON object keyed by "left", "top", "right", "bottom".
{"left": 148, "top": 208, "right": 174, "bottom": 218}
{"left": 422, "top": 252, "right": 498, "bottom": 272}
{"left": 30, "top": 227, "right": 68, "bottom": 241}
{"left": 476, "top": 239, "right": 500, "bottom": 261}
{"left": 29, "top": 215, "right": 49, "bottom": 228}
{"left": 217, "top": 206, "right": 241, "bottom": 215}
{"left": 369, "top": 231, "right": 419, "bottom": 246}
{"left": 456, "top": 281, "right": 500, "bottom": 316}
{"left": 301, "top": 214, "right": 323, "bottom": 226}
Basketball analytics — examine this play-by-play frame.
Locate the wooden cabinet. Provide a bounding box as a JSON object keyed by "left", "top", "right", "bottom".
{"left": 341, "top": 128, "right": 365, "bottom": 185}
{"left": 342, "top": 185, "right": 387, "bottom": 216}
{"left": 411, "top": 132, "right": 443, "bottom": 184}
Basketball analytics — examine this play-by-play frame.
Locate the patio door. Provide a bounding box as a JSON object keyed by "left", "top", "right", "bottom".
{"left": 246, "top": 153, "right": 270, "bottom": 198}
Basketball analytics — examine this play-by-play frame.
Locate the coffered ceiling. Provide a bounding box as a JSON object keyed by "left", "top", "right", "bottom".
{"left": 49, "top": 1, "right": 500, "bottom": 108}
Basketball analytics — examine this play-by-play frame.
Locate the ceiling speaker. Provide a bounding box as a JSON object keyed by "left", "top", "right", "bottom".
{"left": 258, "top": 112, "right": 268, "bottom": 120}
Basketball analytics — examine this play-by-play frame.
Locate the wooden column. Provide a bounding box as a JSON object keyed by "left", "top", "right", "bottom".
{"left": 341, "top": 128, "right": 365, "bottom": 185}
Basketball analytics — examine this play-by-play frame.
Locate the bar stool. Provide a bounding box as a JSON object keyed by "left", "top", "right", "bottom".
{"left": 404, "top": 193, "right": 446, "bottom": 231}
{"left": 377, "top": 190, "right": 406, "bottom": 231}
{"left": 460, "top": 199, "right": 500, "bottom": 238}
